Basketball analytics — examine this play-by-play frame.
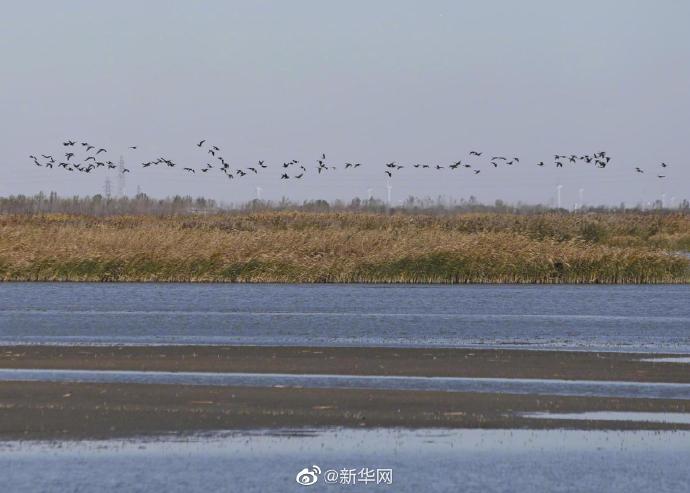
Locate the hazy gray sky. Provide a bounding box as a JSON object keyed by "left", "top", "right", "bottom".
{"left": 1, "top": 0, "right": 688, "bottom": 207}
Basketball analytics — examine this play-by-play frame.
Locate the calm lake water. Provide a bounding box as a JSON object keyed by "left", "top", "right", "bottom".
{"left": 3, "top": 428, "right": 690, "bottom": 493}
{"left": 0, "top": 283, "right": 689, "bottom": 351}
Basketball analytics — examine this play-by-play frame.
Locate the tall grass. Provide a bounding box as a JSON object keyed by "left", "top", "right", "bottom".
{"left": 0, "top": 212, "right": 688, "bottom": 283}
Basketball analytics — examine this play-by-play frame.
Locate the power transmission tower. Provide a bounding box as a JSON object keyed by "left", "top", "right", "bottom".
{"left": 104, "top": 177, "right": 112, "bottom": 199}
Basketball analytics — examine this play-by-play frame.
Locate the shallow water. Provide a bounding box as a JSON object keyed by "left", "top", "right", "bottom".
{"left": 522, "top": 411, "right": 690, "bottom": 424}
{"left": 2, "top": 368, "right": 690, "bottom": 400}
{"left": 640, "top": 357, "right": 690, "bottom": 363}
{"left": 1, "top": 283, "right": 689, "bottom": 351}
{"left": 2, "top": 428, "right": 690, "bottom": 492}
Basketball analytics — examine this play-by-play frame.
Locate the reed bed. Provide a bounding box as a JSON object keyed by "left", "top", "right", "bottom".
{"left": 0, "top": 212, "right": 688, "bottom": 283}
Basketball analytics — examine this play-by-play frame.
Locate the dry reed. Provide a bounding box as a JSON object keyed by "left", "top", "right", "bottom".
{"left": 0, "top": 212, "right": 688, "bottom": 283}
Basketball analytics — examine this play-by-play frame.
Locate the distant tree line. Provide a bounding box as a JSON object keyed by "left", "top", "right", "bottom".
{"left": 0, "top": 191, "right": 688, "bottom": 216}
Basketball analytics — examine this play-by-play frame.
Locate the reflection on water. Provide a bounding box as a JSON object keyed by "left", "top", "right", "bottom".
{"left": 2, "top": 368, "right": 690, "bottom": 400}
{"left": 1, "top": 283, "right": 690, "bottom": 352}
{"left": 640, "top": 357, "right": 690, "bottom": 363}
{"left": 522, "top": 411, "right": 690, "bottom": 424}
{"left": 2, "top": 428, "right": 690, "bottom": 492}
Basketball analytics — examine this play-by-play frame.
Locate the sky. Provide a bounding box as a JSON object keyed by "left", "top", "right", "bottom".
{"left": 1, "top": 0, "right": 689, "bottom": 207}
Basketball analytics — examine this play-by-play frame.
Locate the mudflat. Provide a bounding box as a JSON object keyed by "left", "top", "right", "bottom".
{"left": 2, "top": 345, "right": 690, "bottom": 439}
{"left": 1, "top": 381, "right": 690, "bottom": 439}
{"left": 1, "top": 345, "right": 688, "bottom": 382}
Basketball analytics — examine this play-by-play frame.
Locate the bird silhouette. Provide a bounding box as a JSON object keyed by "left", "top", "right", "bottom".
{"left": 385, "top": 170, "right": 392, "bottom": 177}
{"left": 197, "top": 140, "right": 206, "bottom": 147}
{"left": 96, "top": 148, "right": 107, "bottom": 154}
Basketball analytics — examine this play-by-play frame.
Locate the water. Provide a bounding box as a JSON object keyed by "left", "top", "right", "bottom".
{"left": 521, "top": 412, "right": 690, "bottom": 424}
{"left": 640, "top": 357, "right": 690, "bottom": 363}
{"left": 2, "top": 428, "right": 690, "bottom": 492}
{"left": 1, "top": 283, "right": 689, "bottom": 351}
{"left": 2, "top": 368, "right": 690, "bottom": 400}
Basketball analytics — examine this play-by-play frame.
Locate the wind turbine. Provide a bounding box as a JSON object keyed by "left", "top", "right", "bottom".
{"left": 386, "top": 182, "right": 392, "bottom": 206}
{"left": 578, "top": 188, "right": 584, "bottom": 209}
{"left": 556, "top": 184, "right": 563, "bottom": 209}
{"left": 256, "top": 187, "right": 262, "bottom": 200}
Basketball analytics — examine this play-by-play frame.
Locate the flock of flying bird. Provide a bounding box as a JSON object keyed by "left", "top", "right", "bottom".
{"left": 27, "top": 140, "right": 672, "bottom": 181}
